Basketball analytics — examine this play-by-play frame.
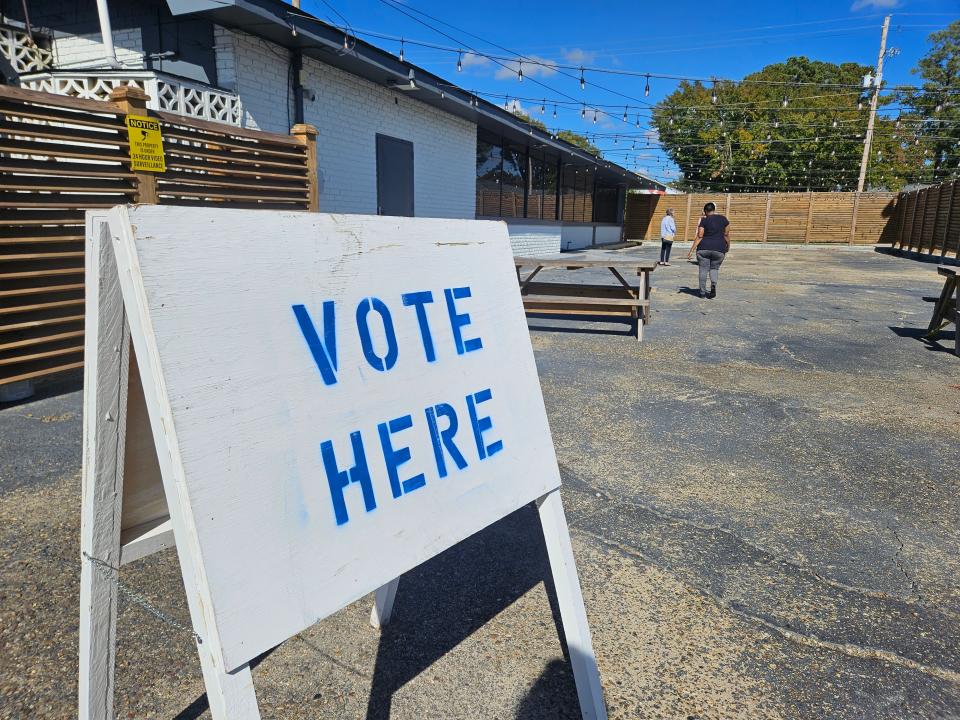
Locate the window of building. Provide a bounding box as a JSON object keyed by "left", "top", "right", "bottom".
{"left": 500, "top": 145, "right": 525, "bottom": 218}
{"left": 476, "top": 138, "right": 501, "bottom": 217}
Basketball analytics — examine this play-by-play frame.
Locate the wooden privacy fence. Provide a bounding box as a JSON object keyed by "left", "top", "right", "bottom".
{"left": 0, "top": 83, "right": 318, "bottom": 388}
{"left": 891, "top": 180, "right": 959, "bottom": 260}
{"left": 626, "top": 191, "right": 899, "bottom": 245}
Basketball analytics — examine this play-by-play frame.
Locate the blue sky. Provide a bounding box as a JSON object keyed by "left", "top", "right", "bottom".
{"left": 300, "top": 0, "right": 959, "bottom": 182}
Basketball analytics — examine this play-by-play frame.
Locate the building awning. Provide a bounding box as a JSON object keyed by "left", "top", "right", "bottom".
{"left": 166, "top": 0, "right": 666, "bottom": 191}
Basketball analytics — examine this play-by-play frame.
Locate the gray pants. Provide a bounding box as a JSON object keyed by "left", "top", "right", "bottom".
{"left": 697, "top": 249, "right": 725, "bottom": 291}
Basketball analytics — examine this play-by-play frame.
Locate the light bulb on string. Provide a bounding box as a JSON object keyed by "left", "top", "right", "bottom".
{"left": 774, "top": 120, "right": 780, "bottom": 129}
{"left": 623, "top": 107, "right": 628, "bottom": 122}
{"left": 581, "top": 104, "right": 586, "bottom": 119}
{"left": 782, "top": 94, "right": 789, "bottom": 108}
{"left": 457, "top": 51, "right": 462, "bottom": 72}
{"left": 711, "top": 82, "right": 718, "bottom": 104}
{"left": 399, "top": 39, "right": 404, "bottom": 62}
{"left": 935, "top": 100, "right": 943, "bottom": 113}
{"left": 343, "top": 33, "right": 349, "bottom": 50}
{"left": 644, "top": 74, "right": 651, "bottom": 97}
{"left": 669, "top": 117, "right": 674, "bottom": 126}
{"left": 593, "top": 109, "right": 598, "bottom": 124}
{"left": 832, "top": 117, "right": 838, "bottom": 128}
{"left": 858, "top": 99, "right": 863, "bottom": 111}
{"left": 553, "top": 105, "right": 557, "bottom": 119}
{"left": 517, "top": 61, "right": 523, "bottom": 82}
{"left": 540, "top": 100, "right": 545, "bottom": 114}
{"left": 579, "top": 67, "right": 585, "bottom": 90}
{"left": 635, "top": 114, "right": 640, "bottom": 128}
{"left": 504, "top": 96, "right": 510, "bottom": 110}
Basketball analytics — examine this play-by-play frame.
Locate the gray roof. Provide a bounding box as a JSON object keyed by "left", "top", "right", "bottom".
{"left": 166, "top": 0, "right": 665, "bottom": 190}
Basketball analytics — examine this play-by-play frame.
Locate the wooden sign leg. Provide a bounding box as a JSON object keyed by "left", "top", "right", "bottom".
{"left": 79, "top": 219, "right": 130, "bottom": 720}
{"left": 537, "top": 489, "right": 608, "bottom": 720}
{"left": 369, "top": 578, "right": 400, "bottom": 628}
{"left": 196, "top": 646, "right": 259, "bottom": 719}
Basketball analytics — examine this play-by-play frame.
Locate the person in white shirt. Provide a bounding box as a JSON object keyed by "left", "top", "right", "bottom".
{"left": 659, "top": 209, "right": 676, "bottom": 266}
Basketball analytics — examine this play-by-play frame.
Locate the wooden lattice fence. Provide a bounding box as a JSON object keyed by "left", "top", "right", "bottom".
{"left": 0, "top": 83, "right": 317, "bottom": 387}
{"left": 625, "top": 191, "right": 900, "bottom": 245}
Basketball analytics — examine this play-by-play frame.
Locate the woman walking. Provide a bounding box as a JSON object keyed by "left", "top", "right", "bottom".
{"left": 688, "top": 202, "right": 730, "bottom": 299}
{"left": 658, "top": 209, "right": 676, "bottom": 266}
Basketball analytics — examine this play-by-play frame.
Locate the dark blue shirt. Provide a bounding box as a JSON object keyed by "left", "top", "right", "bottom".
{"left": 699, "top": 214, "right": 729, "bottom": 252}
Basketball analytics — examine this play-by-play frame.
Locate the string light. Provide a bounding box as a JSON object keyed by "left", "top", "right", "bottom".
{"left": 832, "top": 117, "right": 838, "bottom": 128}
{"left": 623, "top": 106, "right": 628, "bottom": 122}
{"left": 457, "top": 50, "right": 462, "bottom": 72}
{"left": 399, "top": 38, "right": 405, "bottom": 62}
{"left": 635, "top": 114, "right": 641, "bottom": 128}
{"left": 579, "top": 67, "right": 585, "bottom": 90}
{"left": 343, "top": 33, "right": 349, "bottom": 50}
{"left": 517, "top": 61, "right": 523, "bottom": 82}
{"left": 553, "top": 105, "right": 557, "bottom": 118}
{"left": 540, "top": 99, "right": 545, "bottom": 114}
{"left": 593, "top": 109, "right": 598, "bottom": 124}
{"left": 581, "top": 104, "right": 586, "bottom": 119}
{"left": 644, "top": 74, "right": 651, "bottom": 97}
{"left": 782, "top": 94, "right": 789, "bottom": 108}
{"left": 711, "top": 82, "right": 718, "bottom": 105}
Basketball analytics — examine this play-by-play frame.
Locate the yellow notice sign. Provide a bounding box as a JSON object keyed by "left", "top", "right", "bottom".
{"left": 125, "top": 115, "right": 166, "bottom": 172}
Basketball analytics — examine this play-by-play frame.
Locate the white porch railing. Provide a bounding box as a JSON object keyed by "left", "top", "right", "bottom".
{"left": 19, "top": 70, "right": 243, "bottom": 127}
{"left": 0, "top": 25, "right": 53, "bottom": 73}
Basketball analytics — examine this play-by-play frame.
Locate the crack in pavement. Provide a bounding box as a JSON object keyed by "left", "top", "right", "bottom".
{"left": 887, "top": 520, "right": 925, "bottom": 604}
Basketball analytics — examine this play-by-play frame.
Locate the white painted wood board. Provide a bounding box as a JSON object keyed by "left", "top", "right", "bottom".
{"left": 106, "top": 206, "right": 562, "bottom": 673}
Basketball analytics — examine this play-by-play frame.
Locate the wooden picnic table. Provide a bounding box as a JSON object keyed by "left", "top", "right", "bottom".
{"left": 927, "top": 265, "right": 958, "bottom": 356}
{"left": 514, "top": 254, "right": 657, "bottom": 340}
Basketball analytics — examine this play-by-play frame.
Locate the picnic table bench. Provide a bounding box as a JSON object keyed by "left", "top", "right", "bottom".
{"left": 514, "top": 254, "right": 657, "bottom": 340}
{"left": 926, "top": 265, "right": 958, "bottom": 356}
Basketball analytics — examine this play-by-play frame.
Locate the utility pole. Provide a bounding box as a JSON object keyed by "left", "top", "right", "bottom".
{"left": 857, "top": 15, "right": 890, "bottom": 192}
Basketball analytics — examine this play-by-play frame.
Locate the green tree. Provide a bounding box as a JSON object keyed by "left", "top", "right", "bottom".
{"left": 652, "top": 56, "right": 918, "bottom": 192}
{"left": 903, "top": 20, "right": 960, "bottom": 186}
{"left": 512, "top": 110, "right": 601, "bottom": 155}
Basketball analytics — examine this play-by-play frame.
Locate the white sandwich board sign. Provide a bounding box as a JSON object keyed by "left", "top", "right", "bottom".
{"left": 79, "top": 205, "right": 606, "bottom": 719}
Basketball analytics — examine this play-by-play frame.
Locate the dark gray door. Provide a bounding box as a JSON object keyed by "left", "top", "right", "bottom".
{"left": 376, "top": 134, "right": 414, "bottom": 217}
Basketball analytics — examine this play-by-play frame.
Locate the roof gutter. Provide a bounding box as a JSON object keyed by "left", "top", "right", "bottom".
{"left": 95, "top": 0, "right": 121, "bottom": 68}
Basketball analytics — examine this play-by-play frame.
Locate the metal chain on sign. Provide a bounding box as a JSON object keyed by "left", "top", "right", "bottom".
{"left": 80, "top": 550, "right": 203, "bottom": 645}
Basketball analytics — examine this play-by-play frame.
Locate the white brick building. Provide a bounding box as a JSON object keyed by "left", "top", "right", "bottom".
{"left": 4, "top": 0, "right": 663, "bottom": 254}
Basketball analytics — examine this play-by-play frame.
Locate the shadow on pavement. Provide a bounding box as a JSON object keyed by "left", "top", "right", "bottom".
{"left": 889, "top": 326, "right": 958, "bottom": 354}
{"left": 526, "top": 313, "right": 636, "bottom": 338}
{"left": 364, "top": 504, "right": 577, "bottom": 720}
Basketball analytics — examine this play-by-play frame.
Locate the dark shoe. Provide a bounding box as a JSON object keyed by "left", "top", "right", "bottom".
{"left": 708, "top": 287, "right": 717, "bottom": 299}
{"left": 699, "top": 290, "right": 707, "bottom": 299}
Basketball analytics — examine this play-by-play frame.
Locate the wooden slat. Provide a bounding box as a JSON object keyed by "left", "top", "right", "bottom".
{"left": 0, "top": 298, "right": 84, "bottom": 315}
{"left": 153, "top": 109, "right": 303, "bottom": 146}
{"left": 160, "top": 127, "right": 306, "bottom": 160}
{"left": 0, "top": 159, "right": 134, "bottom": 179}
{"left": 0, "top": 343, "right": 84, "bottom": 367}
{"left": 157, "top": 170, "right": 307, "bottom": 192}
{"left": 0, "top": 211, "right": 85, "bottom": 226}
{"left": 0, "top": 118, "right": 127, "bottom": 147}
{"left": 0, "top": 193, "right": 133, "bottom": 209}
{"left": 0, "top": 251, "right": 84, "bottom": 261}
{"left": 0, "top": 138, "right": 128, "bottom": 162}
{"left": 0, "top": 314, "right": 85, "bottom": 332}
{"left": 163, "top": 143, "right": 308, "bottom": 171}
{"left": 0, "top": 267, "right": 84, "bottom": 280}
{"left": 0, "top": 329, "right": 84, "bottom": 352}
{"left": 156, "top": 188, "right": 308, "bottom": 203}
{"left": 0, "top": 359, "right": 84, "bottom": 385}
{"left": 0, "top": 83, "right": 124, "bottom": 115}
{"left": 163, "top": 157, "right": 307, "bottom": 180}
{"left": 0, "top": 176, "right": 135, "bottom": 192}
{"left": 0, "top": 282, "right": 84, "bottom": 298}
{"left": 0, "top": 101, "right": 125, "bottom": 131}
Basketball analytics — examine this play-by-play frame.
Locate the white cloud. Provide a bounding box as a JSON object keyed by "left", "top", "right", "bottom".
{"left": 458, "top": 51, "right": 490, "bottom": 70}
{"left": 493, "top": 55, "right": 557, "bottom": 80}
{"left": 562, "top": 48, "right": 596, "bottom": 66}
{"left": 850, "top": 0, "right": 900, "bottom": 11}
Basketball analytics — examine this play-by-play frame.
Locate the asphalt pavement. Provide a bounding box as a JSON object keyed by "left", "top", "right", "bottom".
{"left": 1, "top": 244, "right": 958, "bottom": 719}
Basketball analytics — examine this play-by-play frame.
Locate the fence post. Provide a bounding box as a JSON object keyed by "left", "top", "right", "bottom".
{"left": 291, "top": 123, "right": 319, "bottom": 212}
{"left": 725, "top": 193, "right": 731, "bottom": 216}
{"left": 683, "top": 194, "right": 692, "bottom": 241}
{"left": 109, "top": 85, "right": 157, "bottom": 205}
{"left": 762, "top": 194, "right": 772, "bottom": 243}
{"left": 849, "top": 192, "right": 861, "bottom": 245}
{"left": 941, "top": 180, "right": 957, "bottom": 259}
{"left": 804, "top": 192, "right": 815, "bottom": 244}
